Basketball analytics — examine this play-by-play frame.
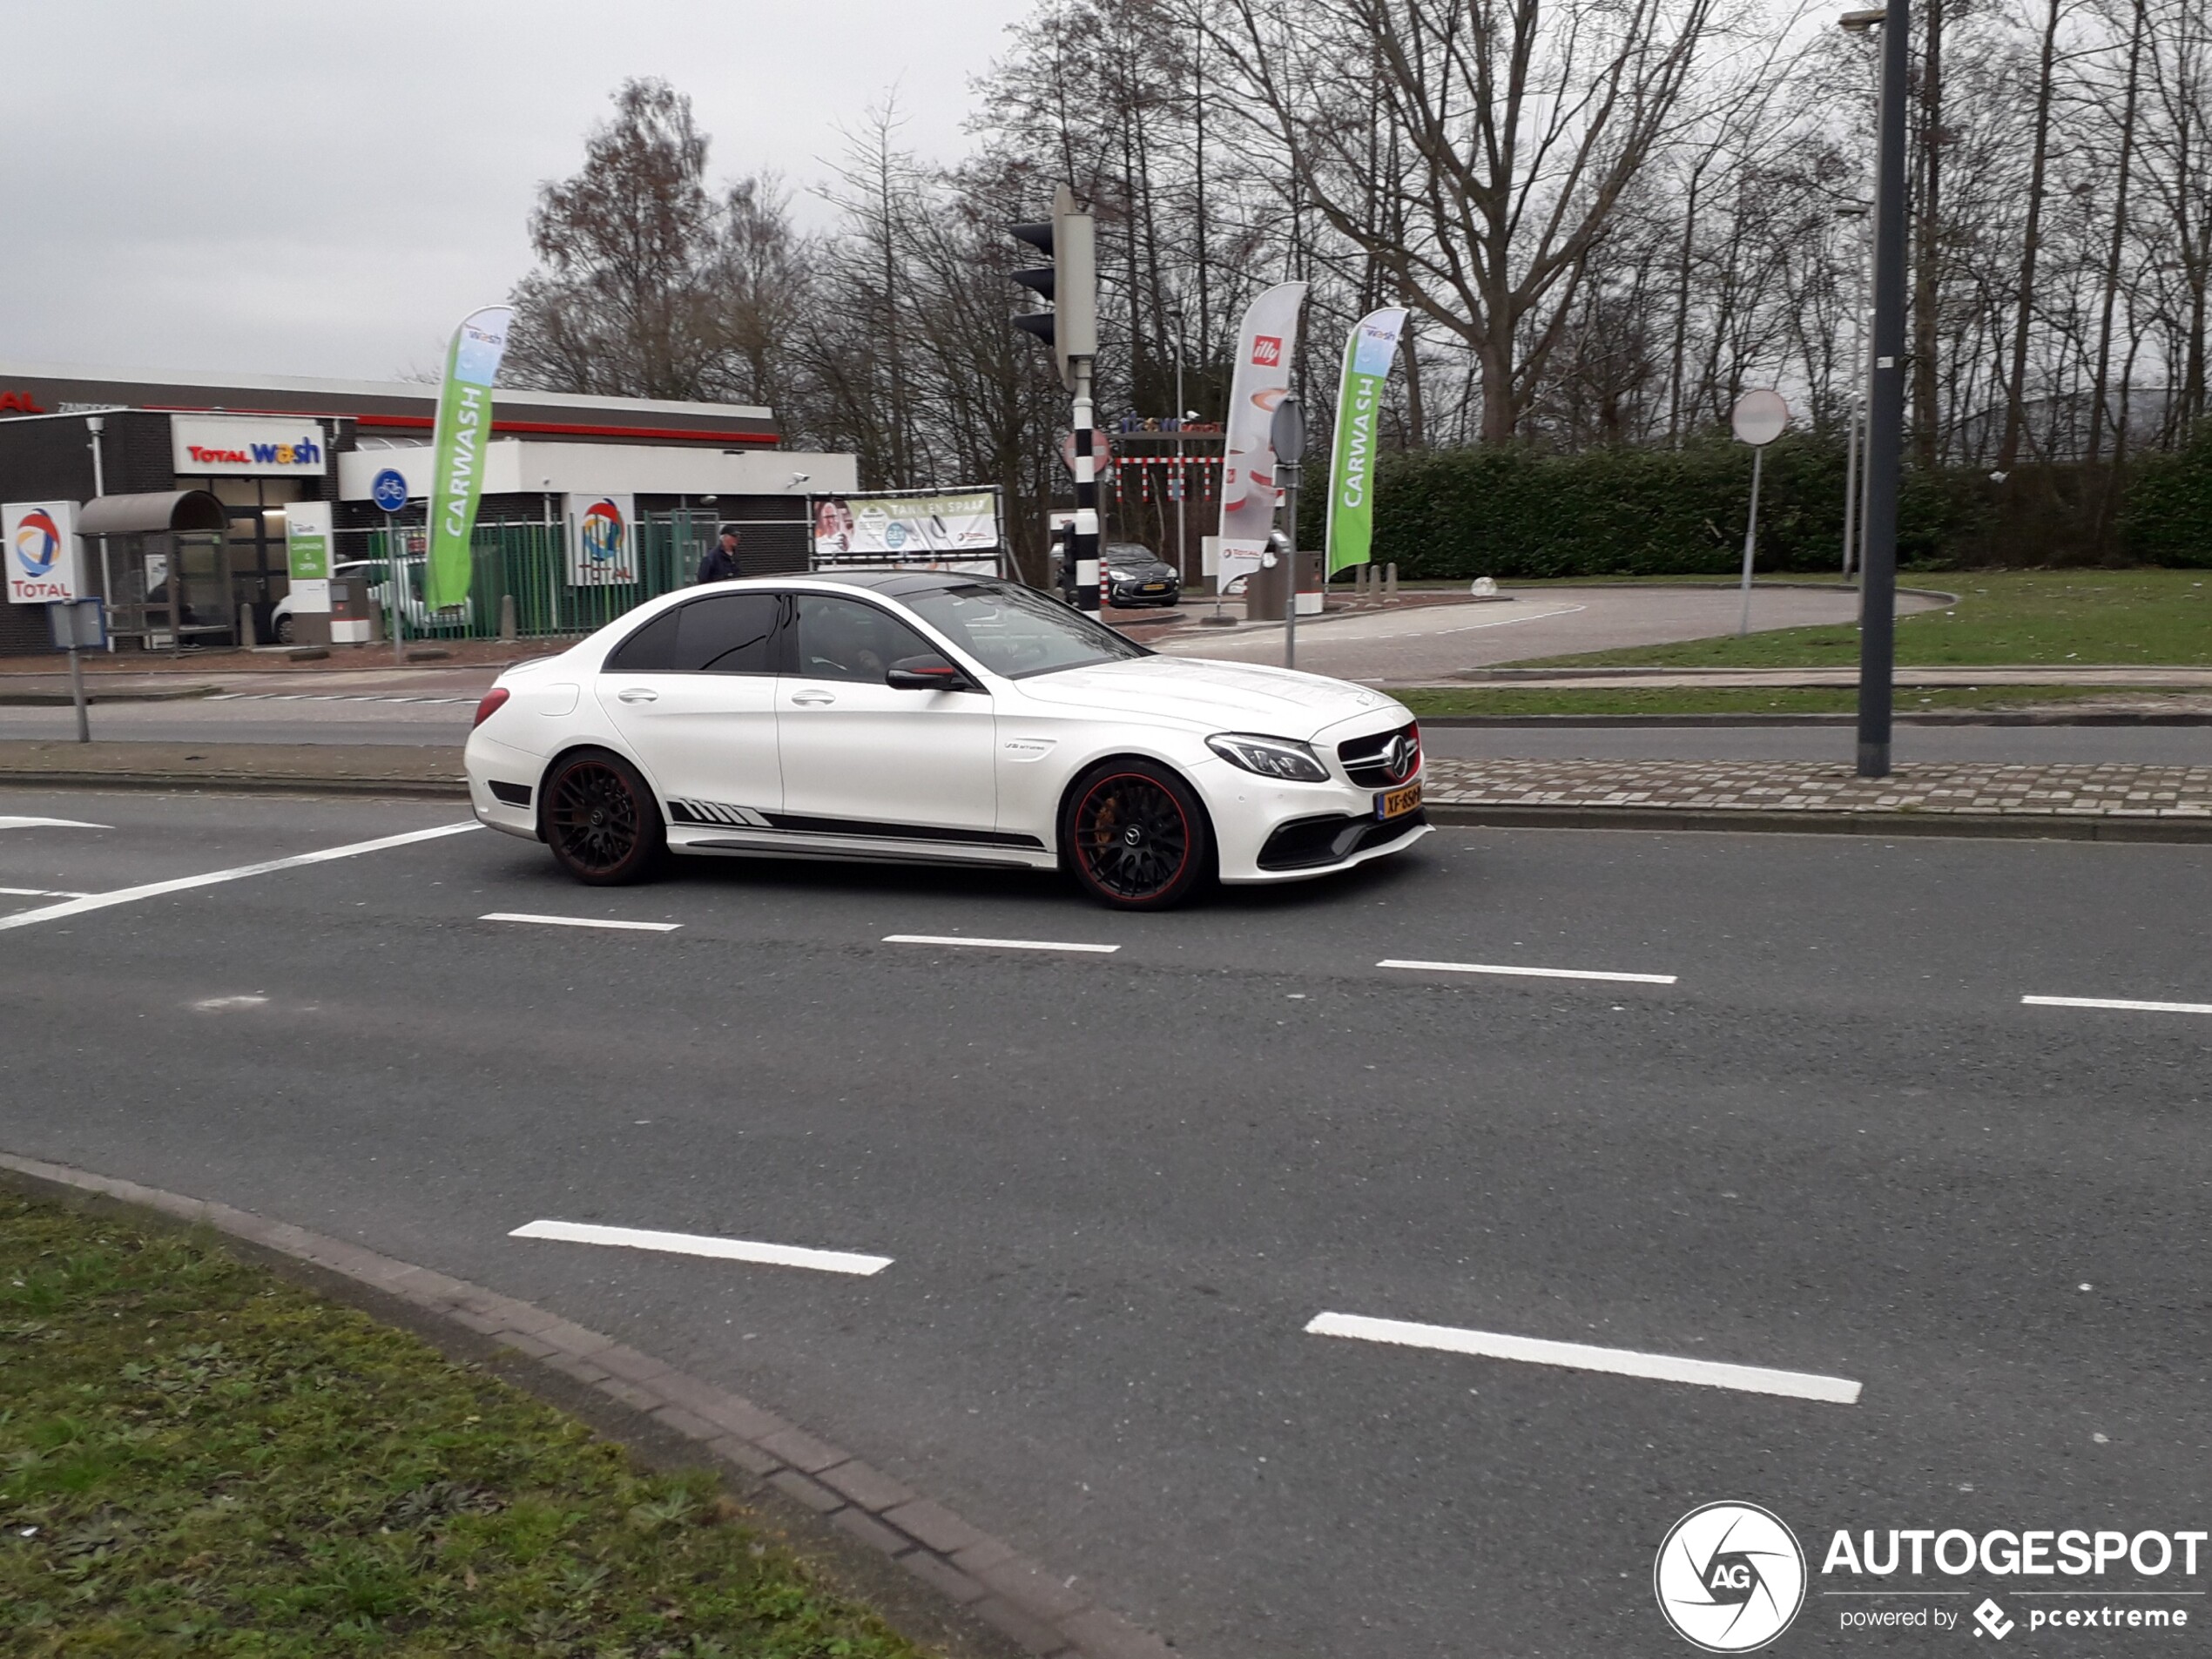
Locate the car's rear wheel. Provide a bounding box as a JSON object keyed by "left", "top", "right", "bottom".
{"left": 543, "top": 750, "right": 665, "bottom": 886}
{"left": 1062, "top": 759, "right": 1211, "bottom": 909}
{"left": 273, "top": 614, "right": 295, "bottom": 644}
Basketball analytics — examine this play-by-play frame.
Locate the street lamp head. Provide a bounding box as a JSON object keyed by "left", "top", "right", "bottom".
{"left": 1838, "top": 7, "right": 1886, "bottom": 29}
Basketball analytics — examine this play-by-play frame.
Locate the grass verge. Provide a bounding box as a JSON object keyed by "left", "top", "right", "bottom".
{"left": 1499, "top": 570, "right": 2212, "bottom": 670}
{"left": 0, "top": 1192, "right": 928, "bottom": 1657}
{"left": 1393, "top": 685, "right": 2139, "bottom": 718}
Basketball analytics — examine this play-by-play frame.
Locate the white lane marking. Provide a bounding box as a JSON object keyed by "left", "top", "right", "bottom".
{"left": 0, "top": 822, "right": 481, "bottom": 933}
{"left": 0, "top": 887, "right": 91, "bottom": 898}
{"left": 1305, "top": 1312, "right": 1860, "bottom": 1405}
{"left": 2023, "top": 995, "right": 2212, "bottom": 1016}
{"left": 482, "top": 912, "right": 681, "bottom": 933}
{"left": 1379, "top": 957, "right": 1677, "bottom": 986}
{"left": 510, "top": 1218, "right": 892, "bottom": 1276}
{"left": 0, "top": 816, "right": 111, "bottom": 831}
{"left": 884, "top": 933, "right": 1120, "bottom": 954}
{"left": 192, "top": 995, "right": 269, "bottom": 1012}
{"left": 210, "top": 691, "right": 475, "bottom": 706}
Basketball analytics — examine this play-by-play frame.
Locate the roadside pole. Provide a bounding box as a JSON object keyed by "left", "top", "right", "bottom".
{"left": 1271, "top": 392, "right": 1306, "bottom": 671}
{"left": 1858, "top": 0, "right": 1910, "bottom": 778}
{"left": 1730, "top": 390, "right": 1788, "bottom": 637}
{"left": 386, "top": 510, "right": 403, "bottom": 664}
{"left": 1073, "top": 357, "right": 1101, "bottom": 619}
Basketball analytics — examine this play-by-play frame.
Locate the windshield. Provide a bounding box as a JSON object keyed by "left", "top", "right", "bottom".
{"left": 900, "top": 582, "right": 1150, "bottom": 679}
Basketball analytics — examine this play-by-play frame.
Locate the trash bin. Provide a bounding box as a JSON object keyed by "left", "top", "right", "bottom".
{"left": 329, "top": 578, "right": 382, "bottom": 645}
{"left": 1245, "top": 547, "right": 1288, "bottom": 621}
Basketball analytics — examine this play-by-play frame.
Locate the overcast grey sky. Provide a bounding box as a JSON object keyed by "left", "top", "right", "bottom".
{"left": 4, "top": 1, "right": 1029, "bottom": 384}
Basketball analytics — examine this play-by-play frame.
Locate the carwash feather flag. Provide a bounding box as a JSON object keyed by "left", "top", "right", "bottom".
{"left": 424, "top": 306, "right": 512, "bottom": 611}
{"left": 1325, "top": 307, "right": 1406, "bottom": 575}
{"left": 1216, "top": 281, "right": 1307, "bottom": 590}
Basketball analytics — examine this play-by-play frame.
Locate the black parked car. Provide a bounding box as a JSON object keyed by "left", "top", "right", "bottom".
{"left": 1103, "top": 544, "right": 1182, "bottom": 608}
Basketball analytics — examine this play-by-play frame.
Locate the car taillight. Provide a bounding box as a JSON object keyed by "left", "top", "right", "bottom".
{"left": 473, "top": 687, "right": 510, "bottom": 728}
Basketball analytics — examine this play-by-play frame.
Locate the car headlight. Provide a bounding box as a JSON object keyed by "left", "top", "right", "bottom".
{"left": 1206, "top": 732, "right": 1331, "bottom": 782}
{"left": 1108, "top": 569, "right": 1135, "bottom": 581}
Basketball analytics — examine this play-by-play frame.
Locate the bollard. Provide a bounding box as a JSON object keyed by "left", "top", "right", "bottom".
{"left": 238, "top": 603, "right": 258, "bottom": 648}
{"left": 498, "top": 593, "right": 518, "bottom": 642}
{"left": 1385, "top": 562, "right": 1399, "bottom": 599}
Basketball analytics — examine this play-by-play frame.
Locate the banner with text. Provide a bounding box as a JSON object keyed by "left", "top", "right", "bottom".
{"left": 284, "top": 500, "right": 333, "bottom": 616}
{"left": 424, "top": 306, "right": 512, "bottom": 611}
{"left": 1325, "top": 307, "right": 1407, "bottom": 575}
{"left": 813, "top": 492, "right": 1000, "bottom": 561}
{"left": 1216, "top": 282, "right": 1307, "bottom": 589}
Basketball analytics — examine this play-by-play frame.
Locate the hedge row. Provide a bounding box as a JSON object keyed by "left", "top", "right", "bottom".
{"left": 2120, "top": 429, "right": 2212, "bottom": 569}
{"left": 1303, "top": 432, "right": 2212, "bottom": 578}
{"left": 1325, "top": 435, "right": 1972, "bottom": 581}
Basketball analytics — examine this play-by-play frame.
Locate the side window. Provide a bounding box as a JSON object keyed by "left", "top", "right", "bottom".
{"left": 604, "top": 594, "right": 779, "bottom": 675}
{"left": 673, "top": 593, "right": 779, "bottom": 673}
{"left": 792, "top": 595, "right": 934, "bottom": 684}
{"left": 604, "top": 605, "right": 681, "bottom": 672}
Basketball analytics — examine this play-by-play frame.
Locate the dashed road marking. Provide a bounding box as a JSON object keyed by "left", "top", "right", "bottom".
{"left": 510, "top": 1218, "right": 892, "bottom": 1276}
{"left": 208, "top": 692, "right": 475, "bottom": 705}
{"left": 0, "top": 817, "right": 111, "bottom": 831}
{"left": 2023, "top": 994, "right": 2212, "bottom": 1016}
{"left": 884, "top": 934, "right": 1120, "bottom": 954}
{"left": 0, "top": 887, "right": 91, "bottom": 898}
{"left": 0, "top": 821, "right": 481, "bottom": 933}
{"left": 1305, "top": 1312, "right": 1860, "bottom": 1404}
{"left": 482, "top": 912, "right": 682, "bottom": 933}
{"left": 1378, "top": 957, "right": 1677, "bottom": 986}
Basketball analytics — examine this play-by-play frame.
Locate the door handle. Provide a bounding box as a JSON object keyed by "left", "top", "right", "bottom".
{"left": 790, "top": 690, "right": 836, "bottom": 706}
{"left": 617, "top": 688, "right": 658, "bottom": 704}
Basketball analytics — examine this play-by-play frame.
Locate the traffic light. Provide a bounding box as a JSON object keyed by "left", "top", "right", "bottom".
{"left": 1010, "top": 184, "right": 1096, "bottom": 393}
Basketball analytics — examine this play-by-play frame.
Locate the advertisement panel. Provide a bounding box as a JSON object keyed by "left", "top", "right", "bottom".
{"left": 171, "top": 415, "right": 329, "bottom": 478}
{"left": 565, "top": 494, "right": 637, "bottom": 585}
{"left": 5, "top": 500, "right": 84, "bottom": 604}
{"left": 284, "top": 501, "right": 333, "bottom": 615}
{"left": 1325, "top": 307, "right": 1407, "bottom": 575}
{"left": 813, "top": 492, "right": 1000, "bottom": 561}
{"left": 1216, "top": 282, "right": 1307, "bottom": 588}
{"left": 424, "top": 306, "right": 513, "bottom": 611}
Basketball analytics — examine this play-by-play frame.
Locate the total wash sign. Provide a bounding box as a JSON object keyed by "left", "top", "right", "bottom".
{"left": 1656, "top": 1503, "right": 2205, "bottom": 1649}
{"left": 170, "top": 415, "right": 330, "bottom": 478}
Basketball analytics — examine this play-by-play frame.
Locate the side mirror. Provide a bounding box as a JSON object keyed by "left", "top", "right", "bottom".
{"left": 885, "top": 653, "right": 977, "bottom": 692}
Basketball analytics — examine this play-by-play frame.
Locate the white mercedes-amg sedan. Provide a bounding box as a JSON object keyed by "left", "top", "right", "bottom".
{"left": 463, "top": 573, "right": 1427, "bottom": 908}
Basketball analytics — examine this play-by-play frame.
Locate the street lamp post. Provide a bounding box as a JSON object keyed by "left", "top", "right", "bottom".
{"left": 1854, "top": 0, "right": 1910, "bottom": 778}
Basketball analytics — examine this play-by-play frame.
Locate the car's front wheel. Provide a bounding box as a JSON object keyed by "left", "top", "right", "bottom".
{"left": 1062, "top": 759, "right": 1212, "bottom": 909}
{"left": 273, "top": 614, "right": 295, "bottom": 644}
{"left": 543, "top": 750, "right": 665, "bottom": 885}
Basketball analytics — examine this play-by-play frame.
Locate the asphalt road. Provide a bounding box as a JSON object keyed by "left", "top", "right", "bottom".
{"left": 4, "top": 792, "right": 2209, "bottom": 1656}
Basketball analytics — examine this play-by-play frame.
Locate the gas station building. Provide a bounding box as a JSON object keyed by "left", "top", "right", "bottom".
{"left": 0, "top": 363, "right": 856, "bottom": 653}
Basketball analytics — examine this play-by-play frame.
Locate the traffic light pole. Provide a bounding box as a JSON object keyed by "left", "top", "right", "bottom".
{"left": 1072, "top": 357, "right": 1101, "bottom": 619}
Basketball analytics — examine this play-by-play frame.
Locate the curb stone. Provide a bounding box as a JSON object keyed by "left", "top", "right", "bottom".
{"left": 0, "top": 1151, "right": 1176, "bottom": 1659}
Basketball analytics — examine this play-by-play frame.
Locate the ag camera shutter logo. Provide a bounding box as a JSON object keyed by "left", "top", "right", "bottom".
{"left": 1656, "top": 1502, "right": 1807, "bottom": 1651}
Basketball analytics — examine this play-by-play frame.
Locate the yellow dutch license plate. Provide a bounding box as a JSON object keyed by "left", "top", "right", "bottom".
{"left": 1377, "top": 782, "right": 1422, "bottom": 821}
{"left": 1142, "top": 582, "right": 1169, "bottom": 591}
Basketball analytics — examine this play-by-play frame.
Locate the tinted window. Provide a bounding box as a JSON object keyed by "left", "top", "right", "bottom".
{"left": 792, "top": 595, "right": 934, "bottom": 684}
{"left": 604, "top": 593, "right": 779, "bottom": 674}
{"left": 675, "top": 593, "right": 778, "bottom": 673}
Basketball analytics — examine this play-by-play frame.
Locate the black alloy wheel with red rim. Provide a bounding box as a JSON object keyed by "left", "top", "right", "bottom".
{"left": 543, "top": 751, "right": 666, "bottom": 886}
{"left": 1062, "top": 760, "right": 1212, "bottom": 909}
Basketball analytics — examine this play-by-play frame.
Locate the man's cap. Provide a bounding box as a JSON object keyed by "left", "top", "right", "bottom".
{"left": 719, "top": 524, "right": 742, "bottom": 539}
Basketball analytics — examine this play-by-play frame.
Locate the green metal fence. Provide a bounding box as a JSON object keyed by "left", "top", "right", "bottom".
{"left": 329, "top": 509, "right": 729, "bottom": 642}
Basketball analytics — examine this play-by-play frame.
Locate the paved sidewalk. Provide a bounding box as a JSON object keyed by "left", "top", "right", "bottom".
{"left": 1423, "top": 755, "right": 2212, "bottom": 838}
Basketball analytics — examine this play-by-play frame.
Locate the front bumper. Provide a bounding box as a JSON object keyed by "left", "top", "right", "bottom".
{"left": 1201, "top": 760, "right": 1431, "bottom": 883}
{"left": 1108, "top": 580, "right": 1181, "bottom": 606}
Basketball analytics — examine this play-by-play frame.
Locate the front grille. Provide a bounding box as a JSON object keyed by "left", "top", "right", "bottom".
{"left": 1339, "top": 721, "right": 1420, "bottom": 787}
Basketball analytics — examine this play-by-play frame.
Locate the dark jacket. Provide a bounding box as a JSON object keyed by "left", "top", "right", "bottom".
{"left": 697, "top": 544, "right": 741, "bottom": 583}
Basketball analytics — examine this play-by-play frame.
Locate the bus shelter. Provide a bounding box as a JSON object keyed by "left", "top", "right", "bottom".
{"left": 77, "top": 489, "right": 232, "bottom": 651}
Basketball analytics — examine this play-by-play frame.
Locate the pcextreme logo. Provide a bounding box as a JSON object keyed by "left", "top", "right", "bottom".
{"left": 1656, "top": 1502, "right": 1808, "bottom": 1652}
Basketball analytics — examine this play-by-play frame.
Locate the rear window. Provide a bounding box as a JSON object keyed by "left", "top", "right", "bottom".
{"left": 604, "top": 593, "right": 779, "bottom": 674}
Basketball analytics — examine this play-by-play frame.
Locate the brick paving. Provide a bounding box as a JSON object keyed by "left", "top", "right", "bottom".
{"left": 1423, "top": 756, "right": 2212, "bottom": 819}
{"left": 0, "top": 1151, "right": 1167, "bottom": 1659}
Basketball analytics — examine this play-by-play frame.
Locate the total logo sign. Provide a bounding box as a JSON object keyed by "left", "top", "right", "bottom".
{"left": 4, "top": 500, "right": 84, "bottom": 604}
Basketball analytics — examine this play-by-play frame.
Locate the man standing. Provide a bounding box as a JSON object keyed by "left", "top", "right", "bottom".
{"left": 697, "top": 525, "right": 742, "bottom": 583}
